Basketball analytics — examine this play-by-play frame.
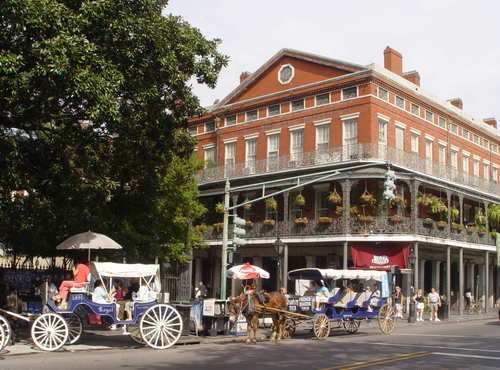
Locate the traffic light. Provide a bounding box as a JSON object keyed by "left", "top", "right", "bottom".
{"left": 383, "top": 169, "right": 396, "bottom": 201}
{"left": 232, "top": 216, "right": 247, "bottom": 247}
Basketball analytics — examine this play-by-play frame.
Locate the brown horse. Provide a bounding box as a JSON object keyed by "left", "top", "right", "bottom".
{"left": 229, "top": 290, "right": 287, "bottom": 343}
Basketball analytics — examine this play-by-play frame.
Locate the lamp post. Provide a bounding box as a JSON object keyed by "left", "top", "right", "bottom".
{"left": 274, "top": 208, "right": 286, "bottom": 290}
{"left": 407, "top": 247, "right": 417, "bottom": 323}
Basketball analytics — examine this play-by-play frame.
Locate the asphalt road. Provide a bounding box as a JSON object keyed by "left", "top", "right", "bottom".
{"left": 2, "top": 320, "right": 499, "bottom": 370}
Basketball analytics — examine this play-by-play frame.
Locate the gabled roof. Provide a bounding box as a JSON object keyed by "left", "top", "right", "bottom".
{"left": 213, "top": 48, "right": 367, "bottom": 109}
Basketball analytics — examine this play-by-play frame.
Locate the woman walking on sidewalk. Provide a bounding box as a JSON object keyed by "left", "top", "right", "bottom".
{"left": 414, "top": 289, "right": 425, "bottom": 322}
{"left": 428, "top": 288, "right": 441, "bottom": 322}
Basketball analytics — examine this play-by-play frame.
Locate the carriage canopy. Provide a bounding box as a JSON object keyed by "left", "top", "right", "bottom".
{"left": 90, "top": 262, "right": 161, "bottom": 292}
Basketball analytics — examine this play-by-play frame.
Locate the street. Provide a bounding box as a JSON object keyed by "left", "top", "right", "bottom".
{"left": 2, "top": 319, "right": 499, "bottom": 370}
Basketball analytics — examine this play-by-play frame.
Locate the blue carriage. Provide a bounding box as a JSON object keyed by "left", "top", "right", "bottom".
{"left": 287, "top": 268, "right": 396, "bottom": 339}
{"left": 0, "top": 262, "right": 183, "bottom": 352}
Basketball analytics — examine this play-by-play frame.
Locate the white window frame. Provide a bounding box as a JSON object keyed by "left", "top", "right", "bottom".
{"left": 267, "top": 104, "right": 281, "bottom": 117}
{"left": 410, "top": 132, "right": 420, "bottom": 154}
{"left": 341, "top": 86, "right": 358, "bottom": 101}
{"left": 462, "top": 154, "right": 470, "bottom": 174}
{"left": 266, "top": 133, "right": 280, "bottom": 170}
{"left": 450, "top": 149, "right": 458, "bottom": 169}
{"left": 395, "top": 95, "right": 405, "bottom": 109}
{"left": 411, "top": 103, "right": 420, "bottom": 116}
{"left": 315, "top": 93, "right": 330, "bottom": 106}
{"left": 425, "top": 110, "right": 434, "bottom": 123}
{"left": 291, "top": 98, "right": 305, "bottom": 112}
{"left": 203, "top": 145, "right": 215, "bottom": 169}
{"left": 278, "top": 64, "right": 295, "bottom": 85}
{"left": 289, "top": 128, "right": 304, "bottom": 164}
{"left": 377, "top": 86, "right": 388, "bottom": 101}
{"left": 245, "top": 137, "right": 257, "bottom": 174}
{"left": 342, "top": 116, "right": 358, "bottom": 158}
{"left": 204, "top": 121, "right": 215, "bottom": 133}
{"left": 378, "top": 117, "right": 388, "bottom": 144}
{"left": 225, "top": 115, "right": 237, "bottom": 126}
{"left": 438, "top": 144, "right": 447, "bottom": 165}
{"left": 395, "top": 125, "right": 405, "bottom": 151}
{"left": 245, "top": 109, "right": 258, "bottom": 122}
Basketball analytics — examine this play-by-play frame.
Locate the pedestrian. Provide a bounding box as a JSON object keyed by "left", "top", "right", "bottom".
{"left": 413, "top": 289, "right": 425, "bottom": 322}
{"left": 465, "top": 288, "right": 472, "bottom": 312}
{"left": 428, "top": 288, "right": 441, "bottom": 322}
{"left": 394, "top": 286, "right": 404, "bottom": 319}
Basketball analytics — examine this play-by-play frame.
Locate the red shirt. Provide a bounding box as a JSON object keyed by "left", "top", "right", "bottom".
{"left": 74, "top": 263, "right": 90, "bottom": 283}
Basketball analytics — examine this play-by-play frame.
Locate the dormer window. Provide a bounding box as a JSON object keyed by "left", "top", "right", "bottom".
{"left": 278, "top": 64, "right": 294, "bottom": 84}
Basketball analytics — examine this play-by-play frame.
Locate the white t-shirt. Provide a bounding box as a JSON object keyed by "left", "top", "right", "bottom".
{"left": 428, "top": 292, "right": 440, "bottom": 304}
{"left": 133, "top": 286, "right": 156, "bottom": 302}
{"left": 92, "top": 286, "right": 109, "bottom": 304}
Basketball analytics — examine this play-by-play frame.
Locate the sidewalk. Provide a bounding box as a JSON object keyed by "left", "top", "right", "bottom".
{"left": 1, "top": 312, "right": 496, "bottom": 357}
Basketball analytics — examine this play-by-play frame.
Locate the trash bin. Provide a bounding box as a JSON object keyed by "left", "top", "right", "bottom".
{"left": 174, "top": 304, "right": 192, "bottom": 336}
{"left": 438, "top": 303, "right": 448, "bottom": 320}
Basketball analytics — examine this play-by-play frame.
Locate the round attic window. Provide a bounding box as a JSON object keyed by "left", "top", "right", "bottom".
{"left": 278, "top": 64, "right": 294, "bottom": 84}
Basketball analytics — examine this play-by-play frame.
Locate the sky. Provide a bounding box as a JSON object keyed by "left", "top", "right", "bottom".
{"left": 166, "top": 0, "right": 500, "bottom": 130}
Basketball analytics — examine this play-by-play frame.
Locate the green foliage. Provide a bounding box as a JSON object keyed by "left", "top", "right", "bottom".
{"left": 265, "top": 197, "right": 277, "bottom": 211}
{"left": 487, "top": 203, "right": 500, "bottom": 229}
{"left": 0, "top": 0, "right": 228, "bottom": 260}
{"left": 214, "top": 202, "right": 225, "bottom": 214}
{"left": 474, "top": 209, "right": 487, "bottom": 227}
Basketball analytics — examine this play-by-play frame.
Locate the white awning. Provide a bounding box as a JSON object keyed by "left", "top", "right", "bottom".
{"left": 288, "top": 268, "right": 387, "bottom": 282}
{"left": 91, "top": 262, "right": 159, "bottom": 278}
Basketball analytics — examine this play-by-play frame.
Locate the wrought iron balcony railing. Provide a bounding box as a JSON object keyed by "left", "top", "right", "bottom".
{"left": 197, "top": 143, "right": 500, "bottom": 196}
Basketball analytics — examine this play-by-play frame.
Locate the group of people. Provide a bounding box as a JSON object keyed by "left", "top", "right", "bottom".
{"left": 393, "top": 286, "right": 442, "bottom": 321}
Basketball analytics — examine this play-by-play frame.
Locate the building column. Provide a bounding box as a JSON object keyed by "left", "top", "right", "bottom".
{"left": 283, "top": 244, "right": 289, "bottom": 292}
{"left": 446, "top": 246, "right": 451, "bottom": 317}
{"left": 414, "top": 243, "right": 419, "bottom": 292}
{"left": 458, "top": 195, "right": 464, "bottom": 225}
{"left": 194, "top": 258, "right": 203, "bottom": 287}
{"left": 305, "top": 256, "right": 316, "bottom": 268}
{"left": 410, "top": 180, "right": 420, "bottom": 233}
{"left": 213, "top": 253, "right": 221, "bottom": 298}
{"left": 467, "top": 263, "right": 475, "bottom": 299}
{"left": 283, "top": 191, "right": 290, "bottom": 232}
{"left": 479, "top": 262, "right": 485, "bottom": 311}
{"left": 459, "top": 248, "right": 464, "bottom": 315}
{"left": 341, "top": 179, "right": 351, "bottom": 234}
{"left": 432, "top": 261, "right": 441, "bottom": 293}
{"left": 419, "top": 258, "right": 426, "bottom": 293}
{"left": 446, "top": 191, "right": 452, "bottom": 234}
{"left": 253, "top": 256, "right": 263, "bottom": 291}
{"left": 483, "top": 201, "right": 490, "bottom": 233}
{"left": 343, "top": 241, "right": 348, "bottom": 269}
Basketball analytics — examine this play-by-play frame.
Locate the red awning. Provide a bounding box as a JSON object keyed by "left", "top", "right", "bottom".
{"left": 351, "top": 245, "right": 409, "bottom": 271}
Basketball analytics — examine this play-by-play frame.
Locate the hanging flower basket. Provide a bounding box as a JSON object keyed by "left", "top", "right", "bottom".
{"left": 358, "top": 214, "right": 374, "bottom": 223}
{"left": 436, "top": 220, "right": 448, "bottom": 229}
{"left": 451, "top": 222, "right": 464, "bottom": 232}
{"left": 334, "top": 206, "right": 343, "bottom": 217}
{"left": 423, "top": 218, "right": 434, "bottom": 227}
{"left": 243, "top": 198, "right": 252, "bottom": 210}
{"left": 390, "top": 195, "right": 406, "bottom": 208}
{"left": 328, "top": 189, "right": 342, "bottom": 205}
{"left": 318, "top": 216, "right": 333, "bottom": 225}
{"left": 294, "top": 217, "right": 308, "bottom": 226}
{"left": 215, "top": 202, "right": 225, "bottom": 214}
{"left": 350, "top": 206, "right": 359, "bottom": 217}
{"left": 450, "top": 207, "right": 460, "bottom": 222}
{"left": 360, "top": 191, "right": 376, "bottom": 206}
{"left": 477, "top": 225, "right": 487, "bottom": 237}
{"left": 389, "top": 214, "right": 403, "bottom": 224}
{"left": 213, "top": 222, "right": 224, "bottom": 232}
{"left": 265, "top": 197, "right": 278, "bottom": 211}
{"left": 294, "top": 194, "right": 306, "bottom": 207}
{"left": 263, "top": 219, "right": 276, "bottom": 226}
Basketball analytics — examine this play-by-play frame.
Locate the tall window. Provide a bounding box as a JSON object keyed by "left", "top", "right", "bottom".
{"left": 450, "top": 150, "right": 458, "bottom": 169}
{"left": 343, "top": 118, "right": 358, "bottom": 157}
{"left": 410, "top": 133, "right": 419, "bottom": 154}
{"left": 315, "top": 190, "right": 330, "bottom": 218}
{"left": 438, "top": 145, "right": 446, "bottom": 165}
{"left": 224, "top": 142, "right": 236, "bottom": 174}
{"left": 492, "top": 167, "right": 498, "bottom": 183}
{"left": 245, "top": 139, "right": 257, "bottom": 174}
{"left": 425, "top": 110, "right": 434, "bottom": 122}
{"left": 395, "top": 96, "right": 405, "bottom": 109}
{"left": 438, "top": 116, "right": 446, "bottom": 129}
{"left": 315, "top": 124, "right": 330, "bottom": 153}
{"left": 395, "top": 126, "right": 405, "bottom": 151}
{"left": 425, "top": 140, "right": 433, "bottom": 161}
{"left": 484, "top": 163, "right": 490, "bottom": 181}
{"left": 473, "top": 159, "right": 480, "bottom": 177}
{"left": 411, "top": 104, "right": 420, "bottom": 116}
{"left": 290, "top": 129, "right": 304, "bottom": 164}
{"left": 463, "top": 156, "right": 469, "bottom": 174}
{"left": 267, "top": 134, "right": 280, "bottom": 170}
{"left": 204, "top": 147, "right": 215, "bottom": 168}
{"left": 378, "top": 118, "right": 388, "bottom": 144}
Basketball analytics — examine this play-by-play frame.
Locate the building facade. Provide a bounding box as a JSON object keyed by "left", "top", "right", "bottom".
{"left": 189, "top": 47, "right": 500, "bottom": 313}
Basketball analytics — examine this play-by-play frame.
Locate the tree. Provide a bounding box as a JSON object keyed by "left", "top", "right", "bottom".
{"left": 0, "top": 0, "right": 228, "bottom": 261}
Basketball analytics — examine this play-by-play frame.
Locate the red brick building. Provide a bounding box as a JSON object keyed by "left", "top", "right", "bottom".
{"left": 189, "top": 47, "right": 499, "bottom": 313}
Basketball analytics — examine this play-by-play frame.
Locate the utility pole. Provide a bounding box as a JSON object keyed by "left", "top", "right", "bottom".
{"left": 220, "top": 178, "right": 230, "bottom": 300}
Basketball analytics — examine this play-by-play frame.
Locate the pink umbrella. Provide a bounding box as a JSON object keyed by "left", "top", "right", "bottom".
{"left": 226, "top": 262, "right": 270, "bottom": 280}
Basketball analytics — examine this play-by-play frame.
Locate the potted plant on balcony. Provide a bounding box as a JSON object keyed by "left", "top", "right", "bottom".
{"left": 328, "top": 189, "right": 342, "bottom": 205}
{"left": 213, "top": 222, "right": 224, "bottom": 233}
{"left": 318, "top": 216, "right": 333, "bottom": 225}
{"left": 294, "top": 194, "right": 306, "bottom": 207}
{"left": 491, "top": 231, "right": 498, "bottom": 240}
{"left": 263, "top": 218, "right": 276, "bottom": 227}
{"left": 358, "top": 214, "right": 375, "bottom": 223}
{"left": 294, "top": 217, "right": 308, "bottom": 226}
{"left": 487, "top": 204, "right": 500, "bottom": 230}
{"left": 451, "top": 222, "right": 464, "bottom": 232}
{"left": 436, "top": 220, "right": 448, "bottom": 229}
{"left": 193, "top": 224, "right": 208, "bottom": 234}
{"left": 360, "top": 190, "right": 376, "bottom": 206}
{"left": 477, "top": 225, "right": 487, "bottom": 237}
{"left": 423, "top": 218, "right": 434, "bottom": 228}
{"left": 265, "top": 197, "right": 278, "bottom": 212}
{"left": 450, "top": 207, "right": 460, "bottom": 222}
{"left": 215, "top": 202, "right": 225, "bottom": 214}
{"left": 390, "top": 195, "right": 406, "bottom": 208}
{"left": 389, "top": 214, "right": 403, "bottom": 224}
{"left": 350, "top": 206, "right": 359, "bottom": 217}
{"left": 475, "top": 209, "right": 487, "bottom": 228}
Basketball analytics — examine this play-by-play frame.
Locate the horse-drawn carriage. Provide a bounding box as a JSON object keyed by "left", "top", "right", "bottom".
{"left": 282, "top": 268, "right": 396, "bottom": 339}
{"left": 0, "top": 262, "right": 183, "bottom": 352}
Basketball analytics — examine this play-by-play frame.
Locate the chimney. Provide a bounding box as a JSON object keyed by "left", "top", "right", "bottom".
{"left": 484, "top": 117, "right": 497, "bottom": 129}
{"left": 240, "top": 71, "right": 251, "bottom": 83}
{"left": 448, "top": 98, "right": 463, "bottom": 110}
{"left": 403, "top": 71, "right": 420, "bottom": 86}
{"left": 384, "top": 46, "right": 403, "bottom": 75}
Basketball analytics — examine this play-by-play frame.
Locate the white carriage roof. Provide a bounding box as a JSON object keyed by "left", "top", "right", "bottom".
{"left": 288, "top": 268, "right": 387, "bottom": 281}
{"left": 91, "top": 262, "right": 159, "bottom": 278}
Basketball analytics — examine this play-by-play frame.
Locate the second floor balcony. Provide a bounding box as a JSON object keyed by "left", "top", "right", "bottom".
{"left": 197, "top": 143, "right": 500, "bottom": 197}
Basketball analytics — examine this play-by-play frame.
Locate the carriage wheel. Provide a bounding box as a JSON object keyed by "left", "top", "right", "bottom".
{"left": 128, "top": 325, "right": 146, "bottom": 345}
{"left": 377, "top": 303, "right": 396, "bottom": 335}
{"left": 0, "top": 324, "right": 6, "bottom": 352}
{"left": 0, "top": 315, "right": 12, "bottom": 350}
{"left": 282, "top": 318, "right": 296, "bottom": 339}
{"left": 139, "top": 304, "right": 183, "bottom": 349}
{"left": 313, "top": 314, "right": 330, "bottom": 339}
{"left": 64, "top": 313, "right": 83, "bottom": 344}
{"left": 342, "top": 319, "right": 360, "bottom": 334}
{"left": 31, "top": 313, "right": 69, "bottom": 351}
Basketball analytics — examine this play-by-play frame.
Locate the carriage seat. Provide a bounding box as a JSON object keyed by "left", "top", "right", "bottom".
{"left": 69, "top": 282, "right": 90, "bottom": 293}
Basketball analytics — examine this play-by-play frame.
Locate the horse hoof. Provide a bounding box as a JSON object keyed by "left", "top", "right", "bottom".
{"left": 245, "top": 339, "right": 251, "bottom": 344}
{"left": 252, "top": 339, "right": 257, "bottom": 344}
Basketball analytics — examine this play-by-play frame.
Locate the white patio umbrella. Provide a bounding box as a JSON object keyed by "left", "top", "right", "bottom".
{"left": 226, "top": 262, "right": 270, "bottom": 280}
{"left": 56, "top": 231, "right": 122, "bottom": 261}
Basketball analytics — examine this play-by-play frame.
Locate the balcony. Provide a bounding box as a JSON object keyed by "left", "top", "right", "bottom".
{"left": 197, "top": 143, "right": 500, "bottom": 196}
{"left": 201, "top": 216, "right": 496, "bottom": 246}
